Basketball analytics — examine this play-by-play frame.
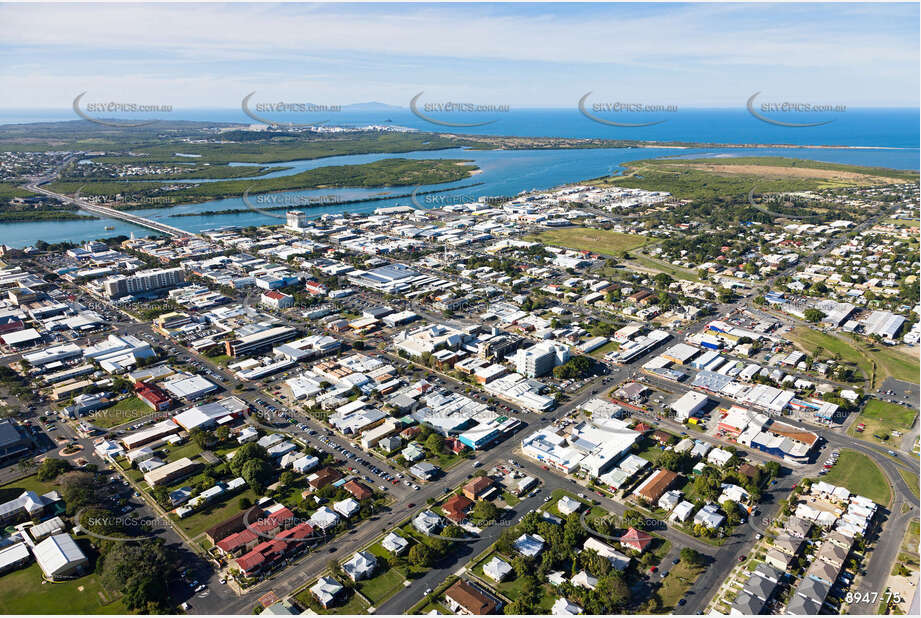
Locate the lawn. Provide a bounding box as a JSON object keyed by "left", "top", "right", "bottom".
{"left": 171, "top": 487, "right": 260, "bottom": 538}
{"left": 526, "top": 227, "right": 649, "bottom": 257}
{"left": 788, "top": 327, "right": 873, "bottom": 384}
{"left": 0, "top": 474, "right": 60, "bottom": 503}
{"left": 848, "top": 399, "right": 917, "bottom": 447}
{"left": 469, "top": 552, "right": 555, "bottom": 609}
{"left": 883, "top": 219, "right": 919, "bottom": 227}
{"left": 899, "top": 469, "right": 920, "bottom": 500}
{"left": 590, "top": 341, "right": 621, "bottom": 359}
{"left": 631, "top": 252, "right": 700, "bottom": 281}
{"left": 356, "top": 566, "right": 406, "bottom": 605}
{"left": 294, "top": 585, "right": 370, "bottom": 615}
{"left": 90, "top": 396, "right": 152, "bottom": 428}
{"left": 820, "top": 449, "right": 891, "bottom": 505}
{"left": 0, "top": 562, "right": 125, "bottom": 615}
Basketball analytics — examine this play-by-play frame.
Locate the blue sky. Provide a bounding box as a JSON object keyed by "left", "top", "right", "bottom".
{"left": 0, "top": 2, "right": 917, "bottom": 110}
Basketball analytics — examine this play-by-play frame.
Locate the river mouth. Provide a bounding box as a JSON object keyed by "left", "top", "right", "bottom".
{"left": 1, "top": 145, "right": 917, "bottom": 248}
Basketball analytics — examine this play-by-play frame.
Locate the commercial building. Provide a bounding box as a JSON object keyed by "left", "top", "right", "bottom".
{"left": 0, "top": 420, "right": 31, "bottom": 463}
{"left": 162, "top": 373, "right": 218, "bottom": 401}
{"left": 225, "top": 325, "right": 298, "bottom": 357}
{"left": 514, "top": 342, "right": 570, "bottom": 377}
{"left": 670, "top": 391, "right": 709, "bottom": 421}
{"left": 103, "top": 267, "right": 185, "bottom": 299}
{"left": 144, "top": 457, "right": 201, "bottom": 486}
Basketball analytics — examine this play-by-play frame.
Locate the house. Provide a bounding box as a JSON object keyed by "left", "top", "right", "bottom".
{"left": 551, "top": 598, "right": 583, "bottom": 615}
{"left": 310, "top": 576, "right": 344, "bottom": 608}
{"left": 402, "top": 443, "right": 425, "bottom": 462}
{"left": 308, "top": 467, "right": 344, "bottom": 490}
{"left": 619, "top": 527, "right": 653, "bottom": 553}
{"left": 409, "top": 461, "right": 440, "bottom": 481}
{"left": 556, "top": 495, "right": 584, "bottom": 515}
{"left": 784, "top": 516, "right": 812, "bottom": 540}
{"left": 342, "top": 551, "right": 377, "bottom": 582}
{"left": 463, "top": 476, "right": 494, "bottom": 500}
{"left": 444, "top": 579, "right": 500, "bottom": 615}
{"left": 292, "top": 455, "right": 319, "bottom": 474}
{"left": 442, "top": 494, "right": 474, "bottom": 523}
{"left": 707, "top": 448, "right": 734, "bottom": 467}
{"left": 632, "top": 469, "right": 678, "bottom": 504}
{"left": 650, "top": 430, "right": 673, "bottom": 445}
{"left": 333, "top": 498, "right": 360, "bottom": 518}
{"left": 343, "top": 479, "right": 373, "bottom": 501}
{"left": 413, "top": 510, "right": 442, "bottom": 535}
{"left": 381, "top": 531, "right": 410, "bottom": 555}
{"left": 582, "top": 537, "right": 630, "bottom": 571}
{"left": 805, "top": 558, "right": 839, "bottom": 586}
{"left": 571, "top": 570, "right": 598, "bottom": 590}
{"left": 694, "top": 503, "right": 725, "bottom": 529}
{"left": 658, "top": 489, "right": 682, "bottom": 511}
{"left": 309, "top": 506, "right": 341, "bottom": 530}
{"left": 730, "top": 591, "right": 764, "bottom": 616}
{"left": 764, "top": 548, "right": 792, "bottom": 571}
{"left": 671, "top": 500, "right": 695, "bottom": 523}
{"left": 514, "top": 533, "right": 545, "bottom": 558}
{"left": 483, "top": 556, "right": 513, "bottom": 583}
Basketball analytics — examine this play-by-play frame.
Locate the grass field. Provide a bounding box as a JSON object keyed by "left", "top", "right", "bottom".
{"left": 0, "top": 474, "right": 60, "bottom": 503}
{"left": 899, "top": 469, "right": 920, "bottom": 500}
{"left": 90, "top": 396, "right": 152, "bottom": 428}
{"left": 293, "top": 584, "right": 370, "bottom": 615}
{"left": 848, "top": 399, "right": 917, "bottom": 447}
{"left": 0, "top": 562, "right": 125, "bottom": 615}
{"left": 630, "top": 252, "right": 700, "bottom": 281}
{"left": 468, "top": 552, "right": 555, "bottom": 611}
{"left": 883, "top": 219, "right": 919, "bottom": 228}
{"left": 171, "top": 487, "right": 260, "bottom": 538}
{"left": 355, "top": 566, "right": 406, "bottom": 606}
{"left": 525, "top": 227, "right": 649, "bottom": 257}
{"left": 788, "top": 327, "right": 873, "bottom": 384}
{"left": 821, "top": 450, "right": 891, "bottom": 505}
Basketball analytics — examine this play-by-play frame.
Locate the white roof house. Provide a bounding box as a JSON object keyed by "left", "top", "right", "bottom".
{"left": 29, "top": 515, "right": 66, "bottom": 542}
{"left": 551, "top": 597, "right": 583, "bottom": 615}
{"left": 707, "top": 448, "right": 734, "bottom": 467}
{"left": 382, "top": 531, "right": 410, "bottom": 555}
{"left": 342, "top": 551, "right": 377, "bottom": 582}
{"left": 571, "top": 570, "right": 598, "bottom": 590}
{"left": 582, "top": 537, "right": 630, "bottom": 571}
{"left": 333, "top": 498, "right": 360, "bottom": 518}
{"left": 557, "top": 496, "right": 584, "bottom": 515}
{"left": 514, "top": 533, "right": 546, "bottom": 558}
{"left": 33, "top": 533, "right": 88, "bottom": 579}
{"left": 671, "top": 501, "right": 695, "bottom": 523}
{"left": 483, "top": 556, "right": 513, "bottom": 582}
{"left": 310, "top": 576, "right": 344, "bottom": 608}
{"left": 309, "top": 506, "right": 341, "bottom": 530}
{"left": 292, "top": 455, "right": 320, "bottom": 474}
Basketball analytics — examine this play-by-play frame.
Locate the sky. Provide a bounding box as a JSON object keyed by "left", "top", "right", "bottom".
{"left": 0, "top": 2, "right": 918, "bottom": 110}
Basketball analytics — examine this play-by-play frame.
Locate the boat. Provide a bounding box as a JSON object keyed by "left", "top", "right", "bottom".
{"left": 104, "top": 225, "right": 115, "bottom": 230}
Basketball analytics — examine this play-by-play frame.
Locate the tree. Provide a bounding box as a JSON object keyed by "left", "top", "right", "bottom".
{"left": 36, "top": 457, "right": 72, "bottom": 481}
{"left": 99, "top": 541, "right": 174, "bottom": 612}
{"left": 424, "top": 433, "right": 444, "bottom": 455}
{"left": 229, "top": 442, "right": 269, "bottom": 476}
{"left": 680, "top": 547, "right": 703, "bottom": 566}
{"left": 58, "top": 471, "right": 98, "bottom": 514}
{"left": 241, "top": 458, "right": 274, "bottom": 494}
{"left": 408, "top": 543, "right": 434, "bottom": 568}
{"left": 238, "top": 496, "right": 252, "bottom": 510}
{"left": 215, "top": 425, "right": 231, "bottom": 442}
{"left": 470, "top": 500, "right": 501, "bottom": 525}
{"left": 803, "top": 308, "right": 825, "bottom": 323}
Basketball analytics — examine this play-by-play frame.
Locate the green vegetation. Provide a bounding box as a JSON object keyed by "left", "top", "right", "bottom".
{"left": 821, "top": 450, "right": 891, "bottom": 505}
{"left": 788, "top": 327, "right": 873, "bottom": 384}
{"left": 594, "top": 157, "right": 918, "bottom": 202}
{"left": 642, "top": 559, "right": 707, "bottom": 613}
{"left": 355, "top": 567, "right": 406, "bottom": 605}
{"left": 0, "top": 561, "right": 125, "bottom": 614}
{"left": 526, "top": 227, "right": 649, "bottom": 257}
{"left": 90, "top": 396, "right": 152, "bottom": 428}
{"left": 884, "top": 218, "right": 920, "bottom": 228}
{"left": 171, "top": 487, "right": 261, "bottom": 538}
{"left": 47, "top": 158, "right": 478, "bottom": 206}
{"left": 899, "top": 469, "right": 920, "bottom": 500}
{"left": 294, "top": 582, "right": 370, "bottom": 615}
{"left": 848, "top": 399, "right": 918, "bottom": 447}
{"left": 630, "top": 252, "right": 700, "bottom": 281}
{"left": 0, "top": 474, "right": 61, "bottom": 503}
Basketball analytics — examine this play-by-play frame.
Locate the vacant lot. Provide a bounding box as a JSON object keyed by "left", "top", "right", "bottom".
{"left": 821, "top": 450, "right": 891, "bottom": 505}
{"left": 848, "top": 399, "right": 917, "bottom": 447}
{"left": 788, "top": 327, "right": 872, "bottom": 384}
{"left": 90, "top": 396, "right": 152, "bottom": 428}
{"left": 527, "top": 227, "right": 649, "bottom": 257}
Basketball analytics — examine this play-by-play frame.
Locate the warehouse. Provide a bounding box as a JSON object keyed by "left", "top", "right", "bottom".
{"left": 670, "top": 391, "right": 709, "bottom": 421}
{"left": 162, "top": 374, "right": 218, "bottom": 401}
{"left": 661, "top": 343, "right": 699, "bottom": 365}
{"left": 33, "top": 533, "right": 88, "bottom": 579}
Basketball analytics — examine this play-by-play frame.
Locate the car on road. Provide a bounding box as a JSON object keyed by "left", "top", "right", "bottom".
{"left": 738, "top": 555, "right": 746, "bottom": 562}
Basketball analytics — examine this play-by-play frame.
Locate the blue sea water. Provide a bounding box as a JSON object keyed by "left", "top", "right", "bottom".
{"left": 0, "top": 108, "right": 917, "bottom": 247}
